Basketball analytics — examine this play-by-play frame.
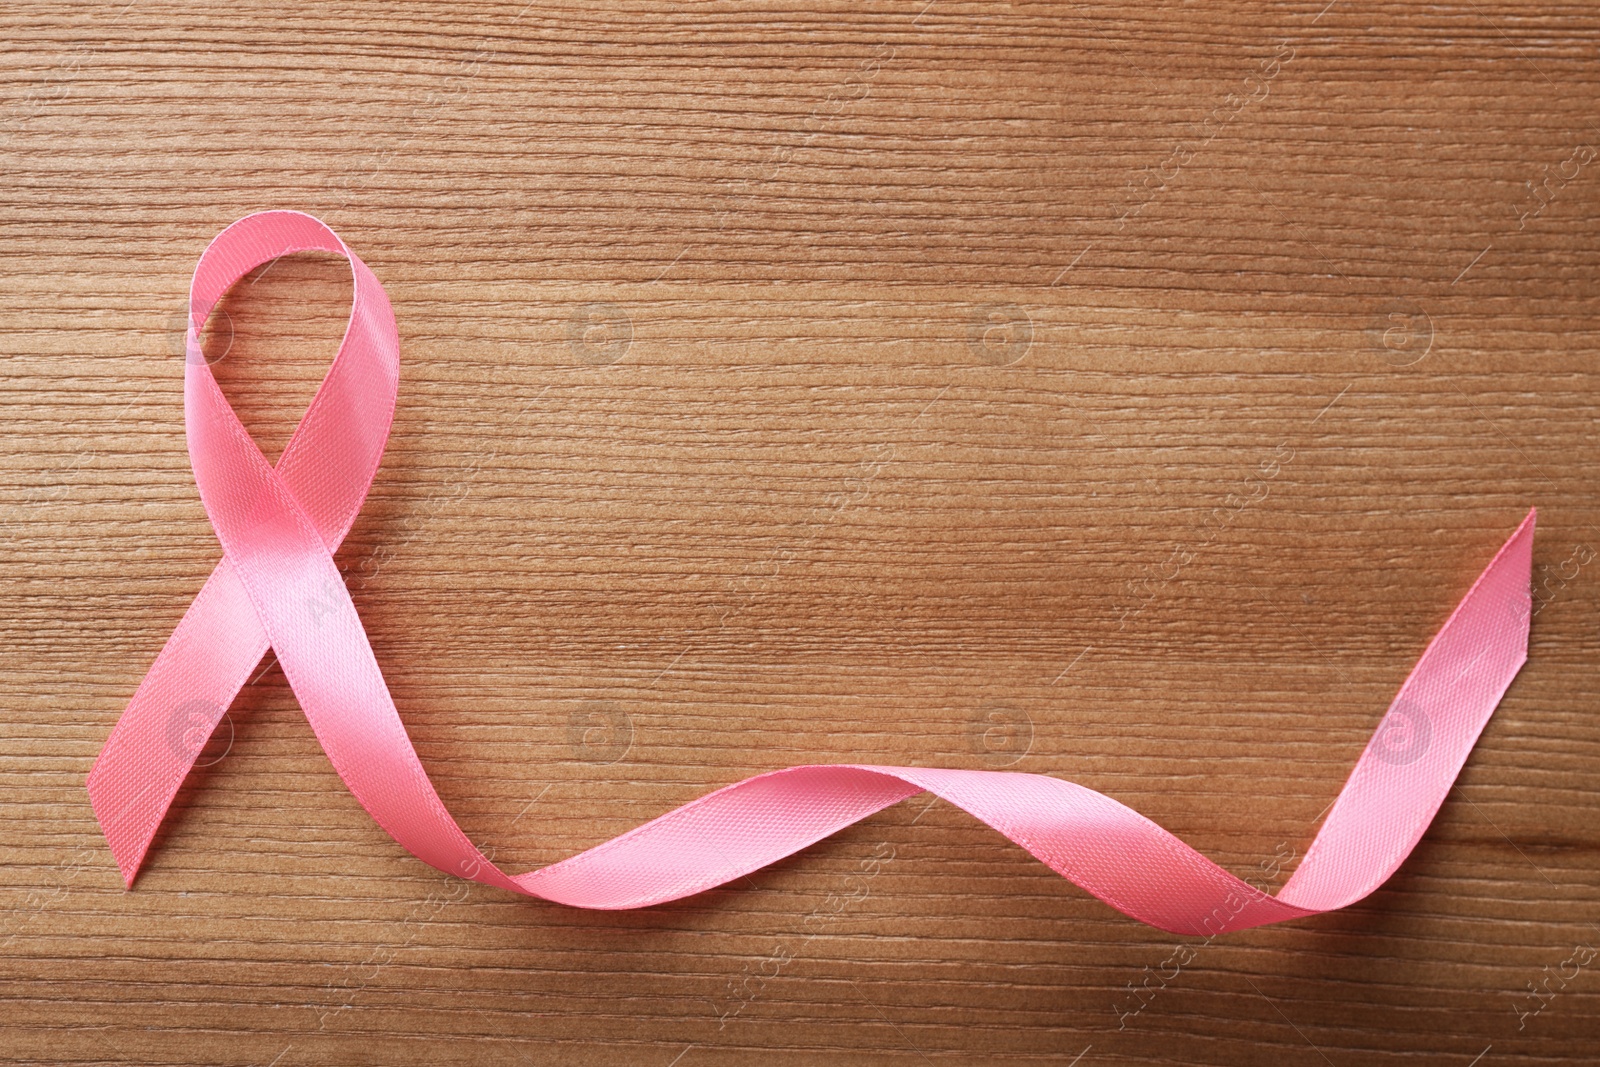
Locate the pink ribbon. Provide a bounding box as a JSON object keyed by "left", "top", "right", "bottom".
{"left": 88, "top": 211, "right": 1536, "bottom": 934}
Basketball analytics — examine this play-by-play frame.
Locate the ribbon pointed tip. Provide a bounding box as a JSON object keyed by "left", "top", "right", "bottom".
{"left": 1504, "top": 507, "right": 1537, "bottom": 587}
{"left": 87, "top": 783, "right": 147, "bottom": 888}
{"left": 105, "top": 839, "right": 144, "bottom": 889}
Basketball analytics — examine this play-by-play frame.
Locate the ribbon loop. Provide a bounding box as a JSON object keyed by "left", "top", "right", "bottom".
{"left": 89, "top": 211, "right": 1536, "bottom": 935}
{"left": 88, "top": 211, "right": 397, "bottom": 880}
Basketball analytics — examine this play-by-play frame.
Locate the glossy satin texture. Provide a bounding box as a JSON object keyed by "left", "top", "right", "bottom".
{"left": 87, "top": 211, "right": 1535, "bottom": 935}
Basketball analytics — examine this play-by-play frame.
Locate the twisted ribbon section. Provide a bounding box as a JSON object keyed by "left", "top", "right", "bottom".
{"left": 88, "top": 211, "right": 1536, "bottom": 934}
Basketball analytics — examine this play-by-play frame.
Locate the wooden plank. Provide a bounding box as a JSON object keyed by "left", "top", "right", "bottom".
{"left": 1, "top": 2, "right": 1597, "bottom": 1063}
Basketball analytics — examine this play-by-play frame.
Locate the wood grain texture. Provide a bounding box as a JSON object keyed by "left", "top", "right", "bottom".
{"left": 2, "top": 1, "right": 1598, "bottom": 1064}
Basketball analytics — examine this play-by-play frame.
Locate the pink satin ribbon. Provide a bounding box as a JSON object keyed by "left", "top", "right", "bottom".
{"left": 88, "top": 211, "right": 1536, "bottom": 934}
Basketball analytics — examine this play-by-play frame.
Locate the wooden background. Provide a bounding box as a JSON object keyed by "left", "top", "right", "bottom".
{"left": 2, "top": 2, "right": 1598, "bottom": 1064}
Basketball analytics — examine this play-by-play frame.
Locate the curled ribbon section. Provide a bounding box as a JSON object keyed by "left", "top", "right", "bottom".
{"left": 88, "top": 211, "right": 1535, "bottom": 935}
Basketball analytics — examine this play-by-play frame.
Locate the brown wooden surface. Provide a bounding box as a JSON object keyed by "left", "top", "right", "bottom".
{"left": 3, "top": 2, "right": 1599, "bottom": 1064}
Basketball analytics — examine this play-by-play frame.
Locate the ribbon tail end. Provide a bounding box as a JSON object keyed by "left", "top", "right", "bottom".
{"left": 86, "top": 776, "right": 152, "bottom": 890}
{"left": 115, "top": 850, "right": 142, "bottom": 890}
{"left": 1505, "top": 507, "right": 1538, "bottom": 643}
